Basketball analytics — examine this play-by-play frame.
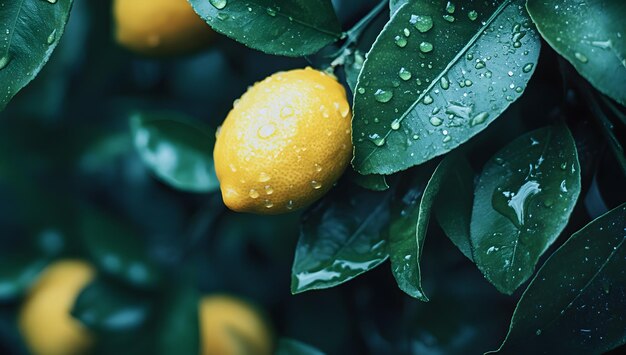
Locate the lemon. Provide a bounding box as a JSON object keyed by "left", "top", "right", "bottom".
{"left": 18, "top": 260, "right": 95, "bottom": 355}
{"left": 214, "top": 67, "right": 352, "bottom": 214}
{"left": 199, "top": 295, "right": 273, "bottom": 355}
{"left": 113, "top": 0, "right": 214, "bottom": 56}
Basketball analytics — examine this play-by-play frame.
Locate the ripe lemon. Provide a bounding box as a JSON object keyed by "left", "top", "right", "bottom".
{"left": 199, "top": 295, "right": 273, "bottom": 355}
{"left": 214, "top": 67, "right": 352, "bottom": 214}
{"left": 18, "top": 260, "right": 95, "bottom": 355}
{"left": 113, "top": 0, "right": 214, "bottom": 56}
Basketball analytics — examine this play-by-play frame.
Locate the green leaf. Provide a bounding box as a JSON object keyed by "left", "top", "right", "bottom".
{"left": 526, "top": 0, "right": 626, "bottom": 106}
{"left": 349, "top": 170, "right": 389, "bottom": 191}
{"left": 188, "top": 0, "right": 342, "bottom": 57}
{"left": 275, "top": 338, "right": 324, "bottom": 355}
{"left": 389, "top": 155, "right": 459, "bottom": 300}
{"left": 389, "top": 0, "right": 408, "bottom": 15}
{"left": 130, "top": 112, "right": 219, "bottom": 193}
{"left": 81, "top": 208, "right": 161, "bottom": 289}
{"left": 72, "top": 278, "right": 152, "bottom": 333}
{"left": 433, "top": 154, "right": 474, "bottom": 261}
{"left": 0, "top": 252, "right": 47, "bottom": 302}
{"left": 352, "top": 0, "right": 541, "bottom": 174}
{"left": 471, "top": 123, "right": 581, "bottom": 294}
{"left": 291, "top": 186, "right": 390, "bottom": 294}
{"left": 489, "top": 203, "right": 626, "bottom": 354}
{"left": 0, "top": 0, "right": 73, "bottom": 111}
{"left": 156, "top": 283, "right": 200, "bottom": 355}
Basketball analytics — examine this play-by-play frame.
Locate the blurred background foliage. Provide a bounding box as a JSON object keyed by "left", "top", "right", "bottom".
{"left": 0, "top": 0, "right": 625, "bottom": 354}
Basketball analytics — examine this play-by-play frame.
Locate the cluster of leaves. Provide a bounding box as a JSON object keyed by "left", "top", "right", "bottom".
{"left": 1, "top": 0, "right": 626, "bottom": 354}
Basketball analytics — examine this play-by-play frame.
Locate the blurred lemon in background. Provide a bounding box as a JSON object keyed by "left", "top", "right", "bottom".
{"left": 113, "top": 0, "right": 214, "bottom": 56}
{"left": 213, "top": 67, "right": 352, "bottom": 214}
{"left": 19, "top": 260, "right": 95, "bottom": 355}
{"left": 199, "top": 295, "right": 273, "bottom": 355}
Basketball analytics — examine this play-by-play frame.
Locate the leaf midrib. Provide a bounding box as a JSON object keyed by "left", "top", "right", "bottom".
{"left": 358, "top": 0, "right": 513, "bottom": 169}
{"left": 1, "top": 0, "right": 26, "bottom": 59}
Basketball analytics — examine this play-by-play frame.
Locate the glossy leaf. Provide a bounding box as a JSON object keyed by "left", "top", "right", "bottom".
{"left": 433, "top": 154, "right": 474, "bottom": 261}
{"left": 81, "top": 208, "right": 160, "bottom": 288}
{"left": 291, "top": 187, "right": 390, "bottom": 293}
{"left": 188, "top": 0, "right": 342, "bottom": 57}
{"left": 490, "top": 203, "right": 626, "bottom": 354}
{"left": 389, "top": 155, "right": 459, "bottom": 300}
{"left": 389, "top": 0, "right": 408, "bottom": 15}
{"left": 471, "top": 123, "right": 581, "bottom": 294}
{"left": 0, "top": 0, "right": 73, "bottom": 111}
{"left": 275, "top": 338, "right": 324, "bottom": 355}
{"left": 72, "top": 278, "right": 152, "bottom": 333}
{"left": 527, "top": 0, "right": 626, "bottom": 105}
{"left": 130, "top": 112, "right": 219, "bottom": 193}
{"left": 156, "top": 283, "right": 200, "bottom": 355}
{"left": 352, "top": 0, "right": 541, "bottom": 174}
{"left": 350, "top": 171, "right": 389, "bottom": 191}
{"left": 0, "top": 252, "right": 47, "bottom": 302}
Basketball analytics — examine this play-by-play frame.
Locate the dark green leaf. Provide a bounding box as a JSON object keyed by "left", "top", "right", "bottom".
{"left": 471, "top": 123, "right": 581, "bottom": 294}
{"left": 188, "top": 0, "right": 342, "bottom": 57}
{"left": 291, "top": 187, "right": 390, "bottom": 293}
{"left": 156, "top": 283, "right": 200, "bottom": 355}
{"left": 0, "top": 252, "right": 47, "bottom": 302}
{"left": 0, "top": 0, "right": 73, "bottom": 111}
{"left": 275, "top": 338, "right": 324, "bottom": 355}
{"left": 389, "top": 155, "right": 459, "bottom": 300}
{"left": 130, "top": 112, "right": 219, "bottom": 193}
{"left": 349, "top": 170, "right": 389, "bottom": 191}
{"left": 433, "top": 154, "right": 474, "bottom": 261}
{"left": 81, "top": 208, "right": 160, "bottom": 288}
{"left": 389, "top": 0, "right": 408, "bottom": 15}
{"left": 489, "top": 203, "right": 626, "bottom": 354}
{"left": 352, "top": 0, "right": 541, "bottom": 174}
{"left": 72, "top": 278, "right": 152, "bottom": 333}
{"left": 527, "top": 0, "right": 626, "bottom": 106}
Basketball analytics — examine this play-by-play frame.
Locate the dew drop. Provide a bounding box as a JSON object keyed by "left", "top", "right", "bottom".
{"left": 266, "top": 7, "right": 277, "bottom": 16}
{"left": 409, "top": 15, "right": 433, "bottom": 33}
{"left": 357, "top": 87, "right": 365, "bottom": 94}
{"left": 394, "top": 35, "right": 407, "bottom": 48}
{"left": 286, "top": 200, "right": 294, "bottom": 210}
{"left": 419, "top": 41, "right": 434, "bottom": 53}
{"left": 445, "top": 1, "right": 455, "bottom": 14}
{"left": 443, "top": 14, "right": 455, "bottom": 22}
{"left": 47, "top": 29, "right": 57, "bottom": 45}
{"left": 257, "top": 123, "right": 276, "bottom": 138}
{"left": 470, "top": 112, "right": 489, "bottom": 127}
{"left": 440, "top": 76, "right": 450, "bottom": 90}
{"left": 403, "top": 28, "right": 411, "bottom": 37}
{"left": 0, "top": 56, "right": 9, "bottom": 70}
{"left": 423, "top": 94, "right": 433, "bottom": 105}
{"left": 475, "top": 60, "right": 486, "bottom": 69}
{"left": 574, "top": 52, "right": 588, "bottom": 63}
{"left": 264, "top": 200, "right": 274, "bottom": 208}
{"left": 259, "top": 172, "right": 271, "bottom": 183}
{"left": 391, "top": 119, "right": 401, "bottom": 130}
{"left": 368, "top": 133, "right": 386, "bottom": 146}
{"left": 249, "top": 189, "right": 259, "bottom": 199}
{"left": 522, "top": 63, "right": 534, "bottom": 73}
{"left": 209, "top": 0, "right": 227, "bottom": 10}
{"left": 265, "top": 185, "right": 274, "bottom": 195}
{"left": 374, "top": 89, "right": 393, "bottom": 103}
{"left": 442, "top": 135, "right": 452, "bottom": 143}
{"left": 311, "top": 180, "right": 322, "bottom": 190}
{"left": 429, "top": 116, "right": 443, "bottom": 126}
{"left": 468, "top": 10, "right": 478, "bottom": 21}
{"left": 398, "top": 67, "right": 412, "bottom": 81}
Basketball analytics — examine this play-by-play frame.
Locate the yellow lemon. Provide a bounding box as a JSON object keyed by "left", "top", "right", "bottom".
{"left": 113, "top": 0, "right": 214, "bottom": 56}
{"left": 18, "top": 260, "right": 95, "bottom": 355}
{"left": 214, "top": 67, "right": 352, "bottom": 214}
{"left": 199, "top": 295, "right": 273, "bottom": 355}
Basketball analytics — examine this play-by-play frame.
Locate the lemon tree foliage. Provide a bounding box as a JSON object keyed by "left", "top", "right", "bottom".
{"left": 490, "top": 203, "right": 626, "bottom": 354}
{"left": 276, "top": 338, "right": 324, "bottom": 355}
{"left": 156, "top": 285, "right": 200, "bottom": 355}
{"left": 291, "top": 187, "right": 390, "bottom": 294}
{"left": 0, "top": 251, "right": 47, "bottom": 301}
{"left": 352, "top": 0, "right": 540, "bottom": 175}
{"left": 433, "top": 154, "right": 474, "bottom": 261}
{"left": 471, "top": 123, "right": 581, "bottom": 294}
{"left": 130, "top": 112, "right": 219, "bottom": 193}
{"left": 188, "top": 0, "right": 342, "bottom": 57}
{"left": 80, "top": 208, "right": 160, "bottom": 289}
{"left": 527, "top": 0, "right": 626, "bottom": 106}
{"left": 0, "top": 0, "right": 73, "bottom": 111}
{"left": 71, "top": 277, "right": 152, "bottom": 333}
